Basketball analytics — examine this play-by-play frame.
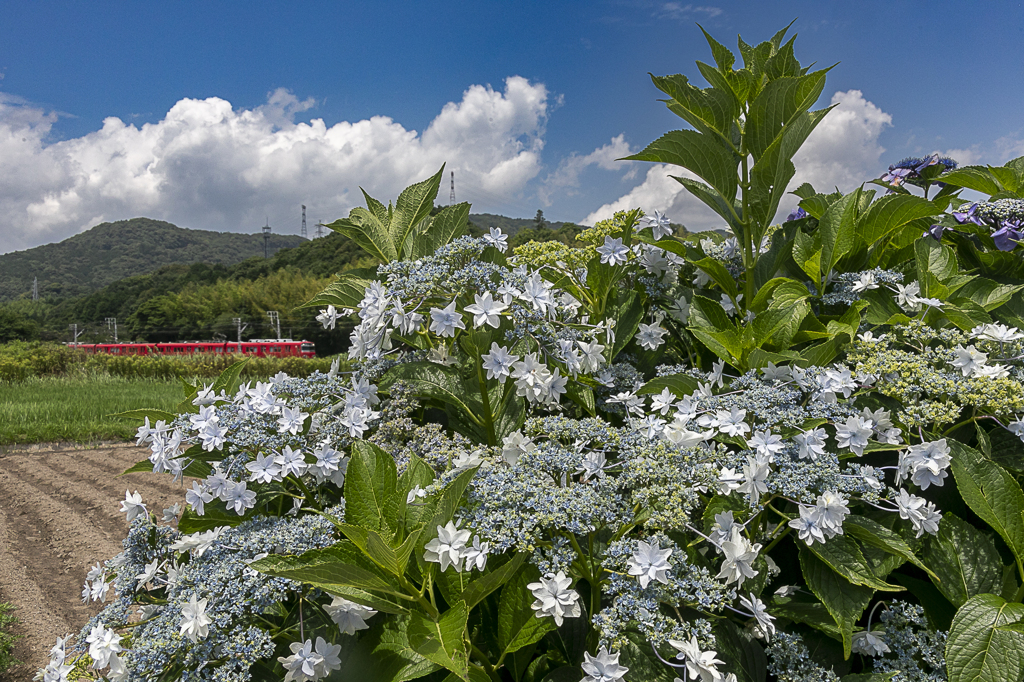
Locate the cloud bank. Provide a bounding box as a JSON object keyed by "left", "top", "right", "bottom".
{"left": 0, "top": 78, "right": 549, "bottom": 254}
{"left": 584, "top": 90, "right": 893, "bottom": 229}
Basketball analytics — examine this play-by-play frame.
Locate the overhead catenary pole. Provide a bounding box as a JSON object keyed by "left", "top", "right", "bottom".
{"left": 105, "top": 317, "right": 118, "bottom": 343}
{"left": 233, "top": 317, "right": 248, "bottom": 343}
{"left": 69, "top": 324, "right": 84, "bottom": 346}
{"left": 267, "top": 311, "right": 281, "bottom": 340}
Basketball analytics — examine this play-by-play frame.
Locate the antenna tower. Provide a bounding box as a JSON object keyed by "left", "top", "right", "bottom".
{"left": 449, "top": 171, "right": 455, "bottom": 205}
{"left": 301, "top": 205, "right": 307, "bottom": 239}
{"left": 262, "top": 218, "right": 272, "bottom": 258}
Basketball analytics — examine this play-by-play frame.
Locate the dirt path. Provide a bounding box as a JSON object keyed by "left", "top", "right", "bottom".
{"left": 0, "top": 443, "right": 191, "bottom": 680}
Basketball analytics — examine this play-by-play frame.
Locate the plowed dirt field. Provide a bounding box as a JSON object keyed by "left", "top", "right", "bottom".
{"left": 0, "top": 444, "right": 189, "bottom": 680}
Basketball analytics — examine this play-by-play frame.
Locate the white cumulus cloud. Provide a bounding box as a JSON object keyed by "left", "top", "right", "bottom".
{"left": 0, "top": 77, "right": 550, "bottom": 254}
{"left": 584, "top": 89, "right": 893, "bottom": 230}
{"left": 538, "top": 134, "right": 633, "bottom": 205}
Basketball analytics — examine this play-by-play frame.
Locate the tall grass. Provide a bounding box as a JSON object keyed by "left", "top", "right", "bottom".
{"left": 0, "top": 374, "right": 183, "bottom": 445}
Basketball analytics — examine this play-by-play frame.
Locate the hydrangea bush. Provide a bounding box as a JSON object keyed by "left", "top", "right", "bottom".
{"left": 40, "top": 23, "right": 1024, "bottom": 682}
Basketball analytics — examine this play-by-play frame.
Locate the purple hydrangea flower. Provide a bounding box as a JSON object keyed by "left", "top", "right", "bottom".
{"left": 992, "top": 220, "right": 1023, "bottom": 251}
{"left": 786, "top": 207, "right": 808, "bottom": 222}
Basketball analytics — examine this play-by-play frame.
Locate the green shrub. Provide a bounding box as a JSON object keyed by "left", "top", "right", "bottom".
{"left": 0, "top": 341, "right": 345, "bottom": 382}
{"left": 0, "top": 602, "right": 20, "bottom": 672}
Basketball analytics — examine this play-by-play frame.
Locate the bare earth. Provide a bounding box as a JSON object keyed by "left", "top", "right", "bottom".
{"left": 0, "top": 443, "right": 190, "bottom": 680}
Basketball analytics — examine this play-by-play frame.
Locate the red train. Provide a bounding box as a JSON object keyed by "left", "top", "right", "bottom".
{"left": 70, "top": 339, "right": 316, "bottom": 358}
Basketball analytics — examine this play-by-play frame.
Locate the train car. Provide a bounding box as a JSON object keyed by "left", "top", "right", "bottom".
{"left": 69, "top": 340, "right": 316, "bottom": 358}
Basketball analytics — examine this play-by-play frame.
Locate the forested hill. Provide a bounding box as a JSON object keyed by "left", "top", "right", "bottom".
{"left": 468, "top": 212, "right": 574, "bottom": 237}
{"left": 0, "top": 218, "right": 305, "bottom": 302}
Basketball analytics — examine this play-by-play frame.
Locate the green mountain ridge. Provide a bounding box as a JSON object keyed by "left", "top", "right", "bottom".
{"left": 0, "top": 218, "right": 305, "bottom": 302}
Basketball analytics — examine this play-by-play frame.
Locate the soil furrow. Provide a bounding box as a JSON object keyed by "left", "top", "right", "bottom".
{"left": 0, "top": 465, "right": 118, "bottom": 680}
{"left": 0, "top": 503, "right": 79, "bottom": 682}
{"left": 0, "top": 444, "right": 207, "bottom": 676}
{"left": 1, "top": 458, "right": 151, "bottom": 542}
{"left": 15, "top": 451, "right": 189, "bottom": 519}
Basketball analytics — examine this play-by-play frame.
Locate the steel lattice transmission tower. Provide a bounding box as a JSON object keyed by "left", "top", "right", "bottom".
{"left": 449, "top": 171, "right": 455, "bottom": 205}
{"left": 262, "top": 218, "right": 272, "bottom": 258}
{"left": 301, "top": 205, "right": 307, "bottom": 239}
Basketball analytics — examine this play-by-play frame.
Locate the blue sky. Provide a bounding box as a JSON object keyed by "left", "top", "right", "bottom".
{"left": 1, "top": 0, "right": 1022, "bottom": 253}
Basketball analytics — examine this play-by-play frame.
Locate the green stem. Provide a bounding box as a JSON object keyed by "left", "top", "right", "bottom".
{"left": 475, "top": 353, "right": 498, "bottom": 447}
{"left": 762, "top": 526, "right": 792, "bottom": 554}
{"left": 289, "top": 475, "right": 322, "bottom": 511}
{"left": 470, "top": 644, "right": 501, "bottom": 681}
{"left": 942, "top": 416, "right": 977, "bottom": 438}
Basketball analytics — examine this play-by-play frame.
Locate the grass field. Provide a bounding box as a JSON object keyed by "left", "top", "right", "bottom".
{"left": 0, "top": 375, "right": 183, "bottom": 445}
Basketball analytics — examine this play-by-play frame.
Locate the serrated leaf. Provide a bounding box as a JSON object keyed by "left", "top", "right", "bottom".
{"left": 346, "top": 440, "right": 401, "bottom": 536}
{"left": 637, "top": 373, "right": 701, "bottom": 399}
{"left": 392, "top": 166, "right": 446, "bottom": 256}
{"left": 624, "top": 129, "right": 739, "bottom": 203}
{"left": 800, "top": 546, "right": 875, "bottom": 659}
{"left": 949, "top": 440, "right": 1024, "bottom": 564}
{"left": 178, "top": 499, "right": 254, "bottom": 533}
{"left": 921, "top": 513, "right": 1004, "bottom": 608}
{"left": 302, "top": 268, "right": 379, "bottom": 310}
{"left": 498, "top": 567, "right": 557, "bottom": 656}
{"left": 713, "top": 619, "right": 768, "bottom": 682}
{"left": 408, "top": 601, "right": 470, "bottom": 679}
{"left": 805, "top": 534, "right": 904, "bottom": 592}
{"left": 459, "top": 553, "right": 526, "bottom": 610}
{"left": 380, "top": 362, "right": 484, "bottom": 427}
{"left": 251, "top": 542, "right": 411, "bottom": 600}
{"left": 946, "top": 593, "right": 1024, "bottom": 682}
{"left": 845, "top": 515, "right": 938, "bottom": 581}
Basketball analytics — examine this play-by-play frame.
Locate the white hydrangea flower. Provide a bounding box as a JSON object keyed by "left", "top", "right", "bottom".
{"left": 526, "top": 570, "right": 581, "bottom": 626}
{"left": 325, "top": 596, "right": 377, "bottom": 635}
{"left": 179, "top": 594, "right": 213, "bottom": 643}
{"left": 950, "top": 344, "right": 988, "bottom": 376}
{"left": 424, "top": 521, "right": 472, "bottom": 572}
{"left": 626, "top": 540, "right": 673, "bottom": 588}
{"left": 581, "top": 647, "right": 629, "bottom": 682}
{"left": 668, "top": 636, "right": 726, "bottom": 682}
{"left": 852, "top": 630, "right": 891, "bottom": 657}
{"left": 717, "top": 526, "right": 761, "bottom": 586}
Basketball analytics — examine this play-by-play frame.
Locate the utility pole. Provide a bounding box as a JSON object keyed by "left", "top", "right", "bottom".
{"left": 301, "top": 205, "right": 307, "bottom": 239}
{"left": 105, "top": 317, "right": 118, "bottom": 343}
{"left": 267, "top": 311, "right": 281, "bottom": 340}
{"left": 449, "top": 171, "right": 455, "bottom": 205}
{"left": 32, "top": 277, "right": 38, "bottom": 301}
{"left": 233, "top": 317, "right": 248, "bottom": 343}
{"left": 69, "top": 324, "right": 84, "bottom": 346}
{"left": 262, "top": 218, "right": 272, "bottom": 258}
